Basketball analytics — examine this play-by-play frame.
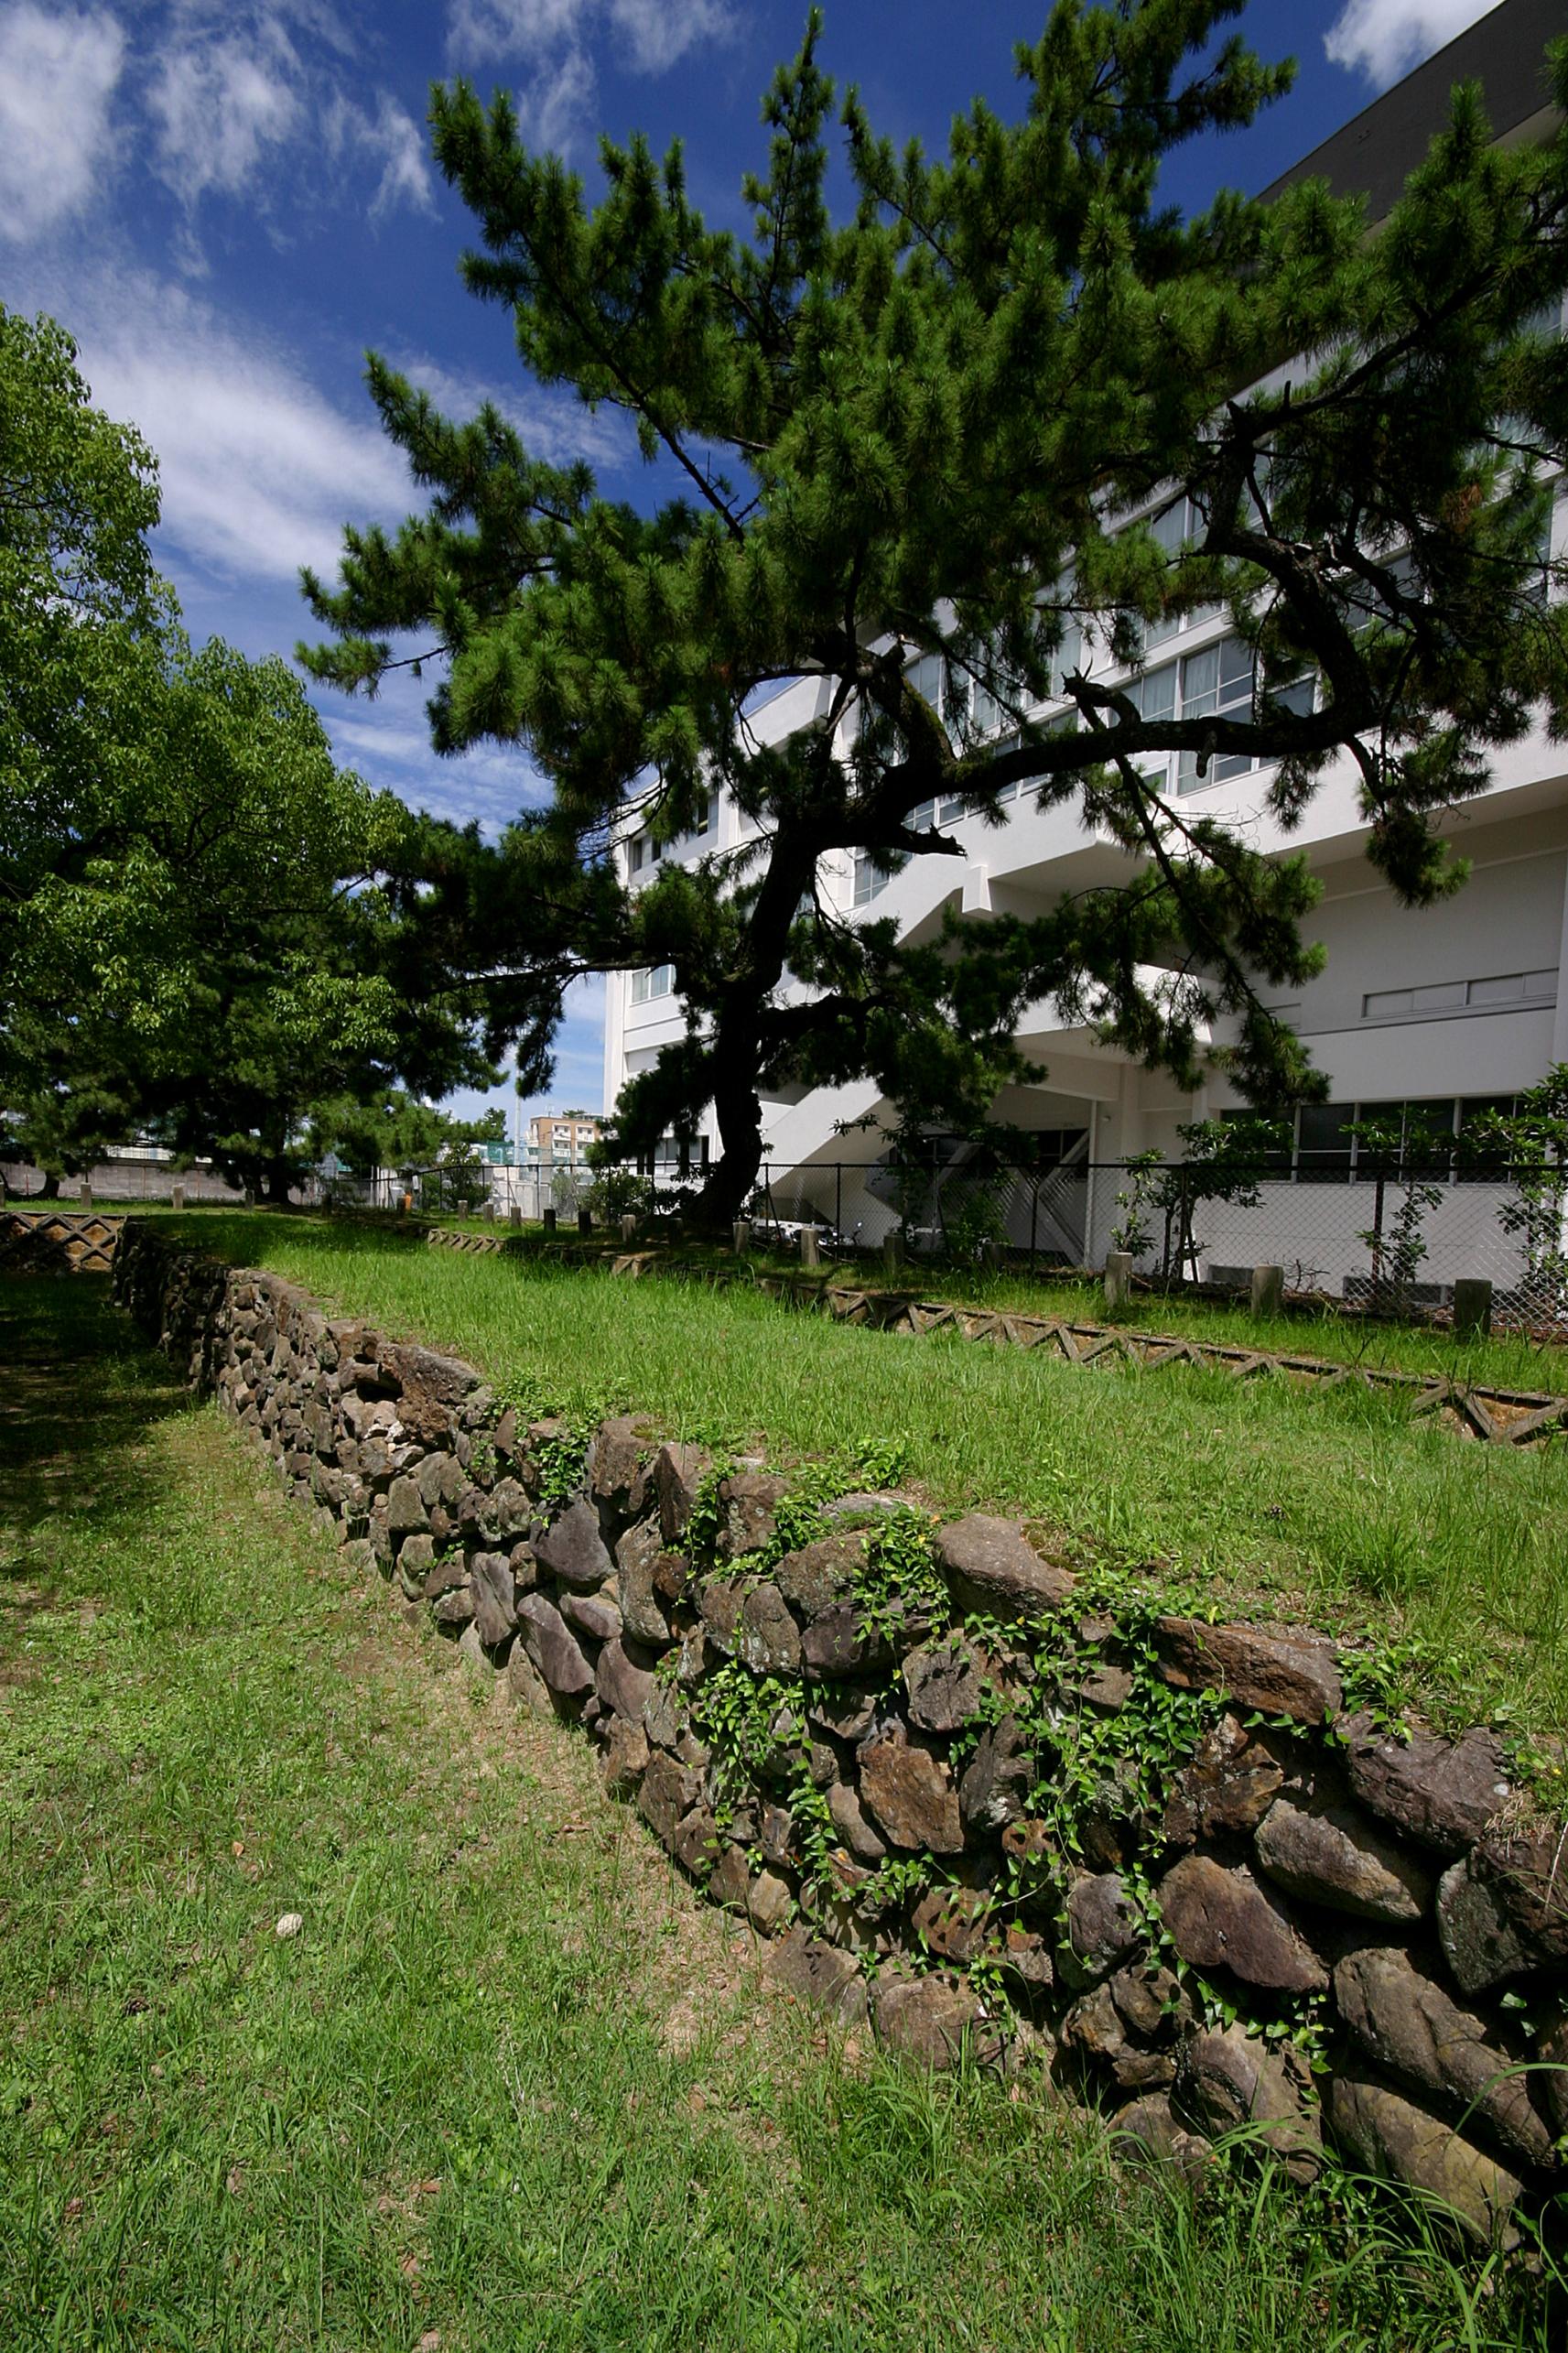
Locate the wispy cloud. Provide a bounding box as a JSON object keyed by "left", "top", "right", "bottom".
{"left": 147, "top": 9, "right": 303, "bottom": 211}
{"left": 446, "top": 0, "right": 732, "bottom": 154}
{"left": 1324, "top": 0, "right": 1497, "bottom": 90}
{"left": 385, "top": 347, "right": 630, "bottom": 471}
{"left": 0, "top": 4, "right": 125, "bottom": 244}
{"left": 325, "top": 92, "right": 436, "bottom": 221}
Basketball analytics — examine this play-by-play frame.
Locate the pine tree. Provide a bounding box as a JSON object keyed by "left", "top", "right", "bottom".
{"left": 303, "top": 0, "right": 1568, "bottom": 1226}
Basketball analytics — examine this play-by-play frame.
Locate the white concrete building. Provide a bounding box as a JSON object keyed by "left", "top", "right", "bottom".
{"left": 602, "top": 1, "right": 1566, "bottom": 1299}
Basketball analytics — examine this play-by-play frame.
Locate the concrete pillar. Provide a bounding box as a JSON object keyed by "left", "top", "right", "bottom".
{"left": 732, "top": 1219, "right": 752, "bottom": 1254}
{"left": 509, "top": 1205, "right": 522, "bottom": 1231}
{"left": 882, "top": 1231, "right": 903, "bottom": 1274}
{"left": 1250, "top": 1263, "right": 1284, "bottom": 1318}
{"left": 171, "top": 1183, "right": 186, "bottom": 1213}
{"left": 543, "top": 1207, "right": 557, "bottom": 1235}
{"left": 577, "top": 1208, "right": 592, "bottom": 1237}
{"left": 620, "top": 1212, "right": 639, "bottom": 1245}
{"left": 243, "top": 1186, "right": 256, "bottom": 1210}
{"left": 1104, "top": 1251, "right": 1132, "bottom": 1312}
{"left": 800, "top": 1226, "right": 820, "bottom": 1269}
{"left": 1453, "top": 1277, "right": 1493, "bottom": 1339}
{"left": 980, "top": 1238, "right": 1001, "bottom": 1273}
{"left": 79, "top": 1181, "right": 92, "bottom": 1214}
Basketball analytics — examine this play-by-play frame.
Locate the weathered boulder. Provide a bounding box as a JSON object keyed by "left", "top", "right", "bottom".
{"left": 385, "top": 1474, "right": 429, "bottom": 1538}
{"left": 1334, "top": 1944, "right": 1552, "bottom": 2167}
{"left": 773, "top": 1529, "right": 863, "bottom": 1621}
{"left": 860, "top": 1731, "right": 965, "bottom": 1853}
{"left": 1325, "top": 2067, "right": 1523, "bottom": 2244}
{"left": 1154, "top": 1619, "right": 1341, "bottom": 1725}
{"left": 673, "top": 1805, "right": 719, "bottom": 1878}
{"left": 638, "top": 1751, "right": 703, "bottom": 1849}
{"left": 1339, "top": 1716, "right": 1511, "bottom": 1857}
{"left": 903, "top": 1634, "right": 985, "bottom": 1735}
{"left": 872, "top": 1975, "right": 1001, "bottom": 2070}
{"left": 708, "top": 1844, "right": 752, "bottom": 1912}
{"left": 1255, "top": 1797, "right": 1430, "bottom": 1924}
{"left": 716, "top": 1467, "right": 791, "bottom": 1559}
{"left": 1158, "top": 1856, "right": 1328, "bottom": 1994}
{"left": 1162, "top": 1715, "right": 1292, "bottom": 1845}
{"left": 614, "top": 1515, "right": 672, "bottom": 1645}
{"left": 765, "top": 1925, "right": 867, "bottom": 2024}
{"left": 959, "top": 1716, "right": 1035, "bottom": 1833}
{"left": 827, "top": 1777, "right": 888, "bottom": 1863}
{"left": 800, "top": 1602, "right": 897, "bottom": 1676}
{"left": 747, "top": 1869, "right": 794, "bottom": 1936}
{"left": 1436, "top": 1827, "right": 1568, "bottom": 1994}
{"left": 935, "top": 1514, "right": 1074, "bottom": 1620}
{"left": 516, "top": 1590, "right": 594, "bottom": 1697}
{"left": 698, "top": 1576, "right": 804, "bottom": 1675}
{"left": 595, "top": 1636, "right": 657, "bottom": 1725}
{"left": 1109, "top": 1962, "right": 1189, "bottom": 2045}
{"left": 560, "top": 1589, "right": 622, "bottom": 1643}
{"left": 1108, "top": 2093, "right": 1213, "bottom": 2183}
{"left": 585, "top": 1414, "right": 655, "bottom": 1522}
{"left": 600, "top": 1717, "right": 650, "bottom": 1797}
{"left": 417, "top": 1449, "right": 466, "bottom": 1512}
{"left": 1066, "top": 1870, "right": 1141, "bottom": 1980}
{"left": 533, "top": 1498, "right": 613, "bottom": 1590}
{"left": 470, "top": 1550, "right": 520, "bottom": 1647}
{"left": 808, "top": 1686, "right": 879, "bottom": 1744}
{"left": 999, "top": 1925, "right": 1055, "bottom": 1995}
{"left": 506, "top": 1643, "right": 553, "bottom": 1719}
{"left": 1175, "top": 2025, "right": 1323, "bottom": 2179}
{"left": 653, "top": 1440, "right": 710, "bottom": 1545}
{"left": 911, "top": 1884, "right": 993, "bottom": 1964}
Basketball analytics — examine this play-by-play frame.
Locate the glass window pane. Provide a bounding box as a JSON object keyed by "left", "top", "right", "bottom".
{"left": 1133, "top": 662, "right": 1176, "bottom": 722}
{"left": 1179, "top": 644, "right": 1219, "bottom": 712}
{"left": 1297, "top": 1102, "right": 1355, "bottom": 1179}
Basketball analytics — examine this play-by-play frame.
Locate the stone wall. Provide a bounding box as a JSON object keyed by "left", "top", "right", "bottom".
{"left": 112, "top": 1220, "right": 1567, "bottom": 2246}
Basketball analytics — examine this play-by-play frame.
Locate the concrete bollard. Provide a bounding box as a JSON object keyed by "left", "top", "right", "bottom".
{"left": 577, "top": 1208, "right": 592, "bottom": 1237}
{"left": 509, "top": 1205, "right": 522, "bottom": 1231}
{"left": 1250, "top": 1263, "right": 1284, "bottom": 1318}
{"left": 244, "top": 1186, "right": 256, "bottom": 1210}
{"left": 800, "top": 1226, "right": 820, "bottom": 1269}
{"left": 1453, "top": 1276, "right": 1493, "bottom": 1340}
{"left": 732, "top": 1219, "right": 752, "bottom": 1255}
{"left": 79, "top": 1181, "right": 92, "bottom": 1214}
{"left": 980, "top": 1238, "right": 1001, "bottom": 1273}
{"left": 543, "top": 1207, "right": 557, "bottom": 1235}
{"left": 620, "top": 1212, "right": 639, "bottom": 1245}
{"left": 882, "top": 1231, "right": 903, "bottom": 1274}
{"left": 1104, "top": 1251, "right": 1132, "bottom": 1311}
{"left": 171, "top": 1183, "right": 186, "bottom": 1213}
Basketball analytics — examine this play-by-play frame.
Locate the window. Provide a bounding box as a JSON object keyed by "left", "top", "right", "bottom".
{"left": 1362, "top": 969, "right": 1557, "bottom": 1021}
{"left": 852, "top": 851, "right": 891, "bottom": 907}
{"left": 1122, "top": 634, "right": 1311, "bottom": 794}
{"left": 631, "top": 963, "right": 675, "bottom": 1005}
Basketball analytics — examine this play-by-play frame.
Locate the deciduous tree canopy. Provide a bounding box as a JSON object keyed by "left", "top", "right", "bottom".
{"left": 304, "top": 0, "right": 1568, "bottom": 1225}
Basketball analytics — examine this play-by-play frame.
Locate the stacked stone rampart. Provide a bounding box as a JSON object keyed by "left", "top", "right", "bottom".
{"left": 112, "top": 1220, "right": 1567, "bottom": 2244}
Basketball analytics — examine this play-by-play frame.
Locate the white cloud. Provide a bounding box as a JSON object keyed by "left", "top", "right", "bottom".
{"left": 447, "top": 0, "right": 732, "bottom": 155}
{"left": 386, "top": 347, "right": 628, "bottom": 470}
{"left": 0, "top": 4, "right": 125, "bottom": 244}
{"left": 1324, "top": 1, "right": 1498, "bottom": 90}
{"left": 147, "top": 10, "right": 302, "bottom": 207}
{"left": 326, "top": 92, "right": 436, "bottom": 220}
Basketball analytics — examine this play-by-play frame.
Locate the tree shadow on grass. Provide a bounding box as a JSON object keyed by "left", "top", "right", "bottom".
{"left": 0, "top": 1273, "right": 192, "bottom": 1620}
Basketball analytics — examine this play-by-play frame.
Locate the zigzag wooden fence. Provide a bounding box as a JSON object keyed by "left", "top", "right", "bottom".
{"left": 422, "top": 1224, "right": 1568, "bottom": 1448}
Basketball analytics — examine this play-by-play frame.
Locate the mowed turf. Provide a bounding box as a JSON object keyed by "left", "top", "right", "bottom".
{"left": 161, "top": 1211, "right": 1568, "bottom": 1740}
{"left": 4, "top": 1272, "right": 1564, "bottom": 2348}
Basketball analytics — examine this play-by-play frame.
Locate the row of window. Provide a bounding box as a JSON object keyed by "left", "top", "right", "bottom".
{"left": 627, "top": 796, "right": 714, "bottom": 874}
{"left": 1361, "top": 969, "right": 1558, "bottom": 1023}
{"left": 1231, "top": 1096, "right": 1533, "bottom": 1180}
{"left": 630, "top": 962, "right": 676, "bottom": 1004}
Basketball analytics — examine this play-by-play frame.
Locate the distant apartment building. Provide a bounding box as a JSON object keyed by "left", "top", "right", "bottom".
{"left": 525, "top": 1111, "right": 601, "bottom": 1167}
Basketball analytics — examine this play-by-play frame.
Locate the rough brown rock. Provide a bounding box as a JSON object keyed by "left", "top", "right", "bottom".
{"left": 653, "top": 1439, "right": 710, "bottom": 1545}
{"left": 799, "top": 1602, "right": 896, "bottom": 1675}
{"left": 614, "top": 1515, "right": 672, "bottom": 1645}
{"left": 1437, "top": 1827, "right": 1568, "bottom": 1994}
{"left": 1255, "top": 1797, "right": 1431, "bottom": 1923}
{"left": 872, "top": 1975, "right": 1001, "bottom": 2070}
{"left": 698, "top": 1576, "right": 803, "bottom": 1675}
{"left": 1325, "top": 2067, "right": 1523, "bottom": 2244}
{"left": 747, "top": 1869, "right": 794, "bottom": 1936}
{"left": 808, "top": 1686, "right": 879, "bottom": 1744}
{"left": 516, "top": 1590, "right": 594, "bottom": 1697}
{"left": 1340, "top": 1716, "right": 1512, "bottom": 1857}
{"left": 1154, "top": 1619, "right": 1341, "bottom": 1725}
{"left": 1066, "top": 1871, "right": 1141, "bottom": 1979}
{"left": 902, "top": 1634, "right": 985, "bottom": 1735}
{"left": 1175, "top": 2025, "right": 1323, "bottom": 2179}
{"left": 1109, "top": 1963, "right": 1189, "bottom": 2044}
{"left": 560, "top": 1589, "right": 622, "bottom": 1643}
{"left": 717, "top": 1468, "right": 791, "bottom": 1558}
{"left": 1334, "top": 1944, "right": 1552, "bottom": 2167}
{"left": 600, "top": 1717, "right": 650, "bottom": 1797}
{"left": 1162, "top": 1715, "right": 1292, "bottom": 1846}
{"left": 596, "top": 1637, "right": 657, "bottom": 1724}
{"left": 1108, "top": 2094, "right": 1213, "bottom": 2183}
{"left": 859, "top": 1733, "right": 965, "bottom": 1853}
{"left": 586, "top": 1414, "right": 655, "bottom": 1520}
{"left": 505, "top": 1643, "right": 553, "bottom": 1719}
{"left": 385, "top": 1473, "right": 429, "bottom": 1537}
{"left": 1158, "top": 1856, "right": 1328, "bottom": 1994}
{"left": 673, "top": 1805, "right": 720, "bottom": 1877}
{"left": 765, "top": 1926, "right": 867, "bottom": 2025}
{"left": 911, "top": 1884, "right": 993, "bottom": 1964}
{"left": 827, "top": 1777, "right": 888, "bottom": 1863}
{"left": 773, "top": 1529, "right": 863, "bottom": 1621}
{"left": 533, "top": 1498, "right": 613, "bottom": 1590}
{"left": 959, "top": 1716, "right": 1035, "bottom": 1833}
{"left": 638, "top": 1751, "right": 703, "bottom": 1849}
{"left": 469, "top": 1550, "right": 520, "bottom": 1647}
{"left": 935, "top": 1514, "right": 1074, "bottom": 1620}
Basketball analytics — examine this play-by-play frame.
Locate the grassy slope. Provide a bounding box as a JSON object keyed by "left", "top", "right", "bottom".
{"left": 1, "top": 1272, "right": 1558, "bottom": 2350}
{"left": 156, "top": 1214, "right": 1568, "bottom": 1740}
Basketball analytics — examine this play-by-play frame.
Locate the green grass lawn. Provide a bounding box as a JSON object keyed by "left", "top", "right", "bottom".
{"left": 153, "top": 1212, "right": 1568, "bottom": 1741}
{"left": 1, "top": 1270, "right": 1560, "bottom": 2350}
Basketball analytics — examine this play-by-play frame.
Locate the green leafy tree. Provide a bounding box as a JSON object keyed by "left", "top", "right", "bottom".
{"left": 304, "top": 2, "right": 1568, "bottom": 1229}
{"left": 1, "top": 307, "right": 502, "bottom": 1192}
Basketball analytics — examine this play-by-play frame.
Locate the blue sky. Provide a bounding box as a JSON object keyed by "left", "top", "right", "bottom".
{"left": 0, "top": 0, "right": 1506, "bottom": 1140}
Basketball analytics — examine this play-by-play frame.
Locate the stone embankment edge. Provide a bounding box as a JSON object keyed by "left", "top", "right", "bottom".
{"left": 424, "top": 1225, "right": 1568, "bottom": 1448}
{"left": 111, "top": 1219, "right": 1568, "bottom": 2251}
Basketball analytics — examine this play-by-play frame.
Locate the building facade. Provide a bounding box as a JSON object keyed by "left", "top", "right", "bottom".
{"left": 601, "top": 1, "right": 1565, "bottom": 1297}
